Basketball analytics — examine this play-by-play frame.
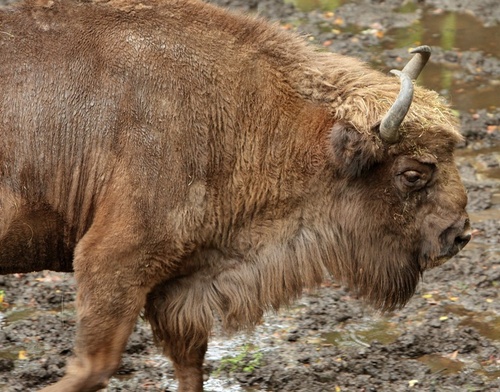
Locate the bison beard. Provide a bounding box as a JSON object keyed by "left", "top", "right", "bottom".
{"left": 0, "top": 0, "right": 470, "bottom": 391}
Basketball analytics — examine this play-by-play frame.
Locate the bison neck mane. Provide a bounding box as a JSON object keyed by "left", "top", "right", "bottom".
{"left": 146, "top": 199, "right": 422, "bottom": 356}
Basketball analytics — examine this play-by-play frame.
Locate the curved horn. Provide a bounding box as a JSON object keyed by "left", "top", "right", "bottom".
{"left": 379, "top": 46, "right": 432, "bottom": 144}
{"left": 402, "top": 45, "right": 431, "bottom": 80}
{"left": 379, "top": 70, "right": 414, "bottom": 144}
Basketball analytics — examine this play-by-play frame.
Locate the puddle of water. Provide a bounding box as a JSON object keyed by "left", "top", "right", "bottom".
{"left": 162, "top": 368, "right": 261, "bottom": 392}
{"left": 482, "top": 167, "right": 500, "bottom": 181}
{"left": 284, "top": 0, "right": 347, "bottom": 13}
{"left": 111, "top": 352, "right": 258, "bottom": 391}
{"left": 0, "top": 349, "right": 18, "bottom": 361}
{"left": 4, "top": 308, "right": 38, "bottom": 323}
{"left": 383, "top": 8, "right": 499, "bottom": 110}
{"left": 416, "top": 62, "right": 498, "bottom": 112}
{"left": 456, "top": 145, "right": 500, "bottom": 159}
{"left": 0, "top": 339, "right": 46, "bottom": 361}
{"left": 386, "top": 9, "right": 500, "bottom": 57}
{"left": 321, "top": 319, "right": 401, "bottom": 347}
{"left": 467, "top": 203, "right": 500, "bottom": 225}
{"left": 205, "top": 378, "right": 255, "bottom": 392}
{"left": 201, "top": 313, "right": 298, "bottom": 392}
{"left": 356, "top": 320, "right": 401, "bottom": 345}
{"left": 286, "top": 1, "right": 499, "bottom": 112}
{"left": 288, "top": 0, "right": 500, "bottom": 56}
{"left": 2, "top": 303, "right": 75, "bottom": 324}
{"left": 456, "top": 144, "right": 500, "bottom": 189}
{"left": 462, "top": 316, "right": 500, "bottom": 341}
{"left": 162, "top": 371, "right": 255, "bottom": 392}
{"left": 206, "top": 335, "right": 252, "bottom": 361}
{"left": 477, "top": 369, "right": 500, "bottom": 381}
{"left": 444, "top": 304, "right": 500, "bottom": 341}
{"left": 417, "top": 354, "right": 464, "bottom": 375}
{"left": 290, "top": 1, "right": 500, "bottom": 57}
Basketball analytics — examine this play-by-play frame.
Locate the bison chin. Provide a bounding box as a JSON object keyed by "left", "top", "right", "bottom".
{"left": 327, "top": 211, "right": 469, "bottom": 311}
{"left": 343, "top": 252, "right": 423, "bottom": 312}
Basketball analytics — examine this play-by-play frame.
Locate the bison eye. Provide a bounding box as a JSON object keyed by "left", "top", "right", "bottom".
{"left": 394, "top": 157, "right": 435, "bottom": 193}
{"left": 402, "top": 170, "right": 421, "bottom": 184}
{"left": 397, "top": 169, "right": 428, "bottom": 191}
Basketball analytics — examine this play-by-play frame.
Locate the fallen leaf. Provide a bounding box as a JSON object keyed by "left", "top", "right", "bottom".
{"left": 18, "top": 350, "right": 28, "bottom": 360}
{"left": 448, "top": 350, "right": 459, "bottom": 360}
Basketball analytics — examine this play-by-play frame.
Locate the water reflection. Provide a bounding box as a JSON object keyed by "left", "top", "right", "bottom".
{"left": 386, "top": 9, "right": 500, "bottom": 57}
{"left": 285, "top": 0, "right": 499, "bottom": 111}
{"left": 284, "top": 0, "right": 347, "bottom": 12}
{"left": 417, "top": 354, "right": 464, "bottom": 375}
{"left": 385, "top": 9, "right": 499, "bottom": 111}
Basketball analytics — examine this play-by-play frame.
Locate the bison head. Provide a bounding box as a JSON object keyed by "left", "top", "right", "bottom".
{"left": 320, "top": 47, "right": 470, "bottom": 311}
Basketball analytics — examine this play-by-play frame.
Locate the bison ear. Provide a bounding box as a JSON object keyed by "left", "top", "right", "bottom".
{"left": 329, "top": 122, "right": 384, "bottom": 178}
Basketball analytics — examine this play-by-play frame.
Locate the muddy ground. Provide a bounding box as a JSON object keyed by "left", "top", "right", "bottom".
{"left": 0, "top": 0, "right": 499, "bottom": 391}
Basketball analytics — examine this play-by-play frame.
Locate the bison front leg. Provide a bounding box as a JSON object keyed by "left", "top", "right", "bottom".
{"left": 145, "top": 280, "right": 211, "bottom": 392}
{"left": 169, "top": 340, "right": 208, "bottom": 392}
{"left": 40, "top": 239, "right": 159, "bottom": 392}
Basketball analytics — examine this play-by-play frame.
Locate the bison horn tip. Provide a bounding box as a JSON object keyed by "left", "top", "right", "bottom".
{"left": 402, "top": 45, "right": 432, "bottom": 80}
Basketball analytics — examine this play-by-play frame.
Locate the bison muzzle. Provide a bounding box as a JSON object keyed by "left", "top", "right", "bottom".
{"left": 0, "top": 0, "right": 470, "bottom": 391}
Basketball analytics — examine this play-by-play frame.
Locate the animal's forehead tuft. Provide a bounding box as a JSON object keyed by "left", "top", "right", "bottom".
{"left": 286, "top": 49, "right": 461, "bottom": 144}
{"left": 400, "top": 87, "right": 462, "bottom": 146}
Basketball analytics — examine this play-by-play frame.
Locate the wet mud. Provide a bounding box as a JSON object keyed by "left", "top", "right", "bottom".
{"left": 0, "top": 0, "right": 499, "bottom": 391}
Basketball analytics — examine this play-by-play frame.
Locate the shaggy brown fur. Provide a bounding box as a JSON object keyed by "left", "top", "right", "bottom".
{"left": 0, "top": 0, "right": 469, "bottom": 391}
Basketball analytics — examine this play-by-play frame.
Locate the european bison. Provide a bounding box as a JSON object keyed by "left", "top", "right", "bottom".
{"left": 0, "top": 0, "right": 470, "bottom": 391}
